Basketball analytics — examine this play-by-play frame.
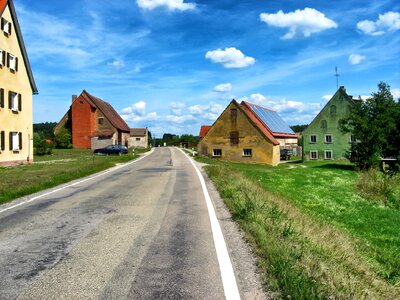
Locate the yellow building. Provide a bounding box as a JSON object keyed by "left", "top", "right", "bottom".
{"left": 198, "top": 100, "right": 297, "bottom": 166}
{"left": 0, "top": 0, "right": 38, "bottom": 166}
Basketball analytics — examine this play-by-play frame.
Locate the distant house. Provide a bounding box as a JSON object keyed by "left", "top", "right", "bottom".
{"left": 302, "top": 86, "right": 359, "bottom": 161}
{"left": 128, "top": 128, "right": 148, "bottom": 148}
{"left": 54, "top": 90, "right": 130, "bottom": 149}
{"left": 0, "top": 0, "right": 38, "bottom": 166}
{"left": 197, "top": 100, "right": 297, "bottom": 166}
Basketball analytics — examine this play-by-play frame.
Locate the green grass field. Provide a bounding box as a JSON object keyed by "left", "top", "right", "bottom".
{"left": 0, "top": 148, "right": 150, "bottom": 205}
{"left": 197, "top": 156, "right": 400, "bottom": 299}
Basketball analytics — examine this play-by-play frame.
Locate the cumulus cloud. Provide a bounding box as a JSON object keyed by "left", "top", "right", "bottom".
{"left": 392, "top": 88, "right": 400, "bottom": 100}
{"left": 120, "top": 101, "right": 158, "bottom": 123}
{"left": 322, "top": 95, "right": 333, "bottom": 101}
{"left": 213, "top": 83, "right": 233, "bottom": 92}
{"left": 136, "top": 0, "right": 196, "bottom": 11}
{"left": 170, "top": 102, "right": 186, "bottom": 115}
{"left": 357, "top": 11, "right": 400, "bottom": 36}
{"left": 205, "top": 47, "right": 255, "bottom": 68}
{"left": 260, "top": 8, "right": 337, "bottom": 39}
{"left": 348, "top": 54, "right": 366, "bottom": 65}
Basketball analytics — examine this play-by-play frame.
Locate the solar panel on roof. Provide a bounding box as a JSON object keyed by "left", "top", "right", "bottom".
{"left": 247, "top": 103, "right": 294, "bottom": 134}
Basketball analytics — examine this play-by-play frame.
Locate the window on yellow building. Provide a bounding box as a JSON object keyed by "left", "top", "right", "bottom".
{"left": 7, "top": 53, "right": 18, "bottom": 72}
{"left": 1, "top": 18, "right": 12, "bottom": 35}
{"left": 8, "top": 91, "right": 21, "bottom": 112}
{"left": 0, "top": 88, "right": 4, "bottom": 108}
{"left": 0, "top": 49, "right": 5, "bottom": 67}
{"left": 213, "top": 149, "right": 222, "bottom": 157}
{"left": 0, "top": 131, "right": 5, "bottom": 151}
{"left": 9, "top": 132, "right": 22, "bottom": 151}
{"left": 243, "top": 149, "right": 252, "bottom": 157}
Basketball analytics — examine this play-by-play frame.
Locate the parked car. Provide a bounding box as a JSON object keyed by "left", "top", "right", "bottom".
{"left": 280, "top": 149, "right": 292, "bottom": 161}
{"left": 93, "top": 145, "right": 128, "bottom": 155}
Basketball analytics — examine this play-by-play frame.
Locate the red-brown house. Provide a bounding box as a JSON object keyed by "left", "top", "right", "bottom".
{"left": 54, "top": 90, "right": 130, "bottom": 149}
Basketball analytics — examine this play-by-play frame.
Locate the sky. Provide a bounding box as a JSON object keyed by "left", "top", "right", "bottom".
{"left": 15, "top": 0, "right": 400, "bottom": 136}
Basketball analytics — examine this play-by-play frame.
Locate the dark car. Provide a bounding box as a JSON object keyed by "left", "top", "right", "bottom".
{"left": 93, "top": 145, "right": 129, "bottom": 155}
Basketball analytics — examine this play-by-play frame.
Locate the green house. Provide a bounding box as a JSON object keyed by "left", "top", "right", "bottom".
{"left": 302, "top": 86, "right": 359, "bottom": 161}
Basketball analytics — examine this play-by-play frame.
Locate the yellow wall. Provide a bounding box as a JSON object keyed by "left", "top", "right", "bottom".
{"left": 0, "top": 4, "right": 34, "bottom": 165}
{"left": 198, "top": 101, "right": 280, "bottom": 166}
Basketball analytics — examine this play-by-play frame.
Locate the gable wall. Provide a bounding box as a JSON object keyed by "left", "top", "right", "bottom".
{"left": 302, "top": 91, "right": 353, "bottom": 160}
{"left": 71, "top": 96, "right": 95, "bottom": 149}
{"left": 198, "top": 102, "right": 280, "bottom": 166}
{"left": 0, "top": 4, "right": 34, "bottom": 165}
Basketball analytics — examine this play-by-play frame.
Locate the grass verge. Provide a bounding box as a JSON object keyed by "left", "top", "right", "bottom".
{"left": 0, "top": 148, "right": 150, "bottom": 205}
{"left": 200, "top": 158, "right": 400, "bottom": 299}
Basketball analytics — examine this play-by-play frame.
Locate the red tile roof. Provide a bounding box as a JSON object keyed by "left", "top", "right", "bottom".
{"left": 199, "top": 125, "right": 211, "bottom": 138}
{"left": 81, "top": 90, "right": 130, "bottom": 132}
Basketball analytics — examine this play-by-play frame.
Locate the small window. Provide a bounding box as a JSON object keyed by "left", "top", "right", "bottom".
{"left": 0, "top": 88, "right": 4, "bottom": 108}
{"left": 136, "top": 137, "right": 141, "bottom": 141}
{"left": 0, "top": 130, "right": 5, "bottom": 151}
{"left": 10, "top": 132, "right": 21, "bottom": 151}
{"left": 321, "top": 120, "right": 327, "bottom": 129}
{"left": 310, "top": 151, "right": 318, "bottom": 160}
{"left": 231, "top": 108, "right": 237, "bottom": 118}
{"left": 7, "top": 53, "right": 17, "bottom": 71}
{"left": 8, "top": 91, "right": 20, "bottom": 112}
{"left": 230, "top": 131, "right": 239, "bottom": 145}
{"left": 324, "top": 150, "right": 333, "bottom": 160}
{"left": 0, "top": 49, "right": 5, "bottom": 67}
{"left": 1, "top": 18, "right": 12, "bottom": 35}
{"left": 310, "top": 135, "right": 317, "bottom": 143}
{"left": 330, "top": 105, "right": 336, "bottom": 116}
{"left": 349, "top": 135, "right": 357, "bottom": 143}
{"left": 243, "top": 149, "right": 252, "bottom": 157}
{"left": 98, "top": 117, "right": 104, "bottom": 125}
{"left": 325, "top": 134, "right": 332, "bottom": 143}
{"left": 213, "top": 149, "right": 222, "bottom": 157}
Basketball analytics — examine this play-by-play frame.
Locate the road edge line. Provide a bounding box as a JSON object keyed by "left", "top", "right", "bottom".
{"left": 179, "top": 149, "right": 241, "bottom": 300}
{"left": 0, "top": 149, "right": 154, "bottom": 215}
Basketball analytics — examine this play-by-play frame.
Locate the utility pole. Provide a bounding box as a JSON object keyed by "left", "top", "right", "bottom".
{"left": 334, "top": 66, "right": 340, "bottom": 90}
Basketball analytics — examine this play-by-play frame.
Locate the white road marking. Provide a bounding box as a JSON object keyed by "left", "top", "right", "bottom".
{"left": 180, "top": 149, "right": 241, "bottom": 300}
{"left": 0, "top": 150, "right": 154, "bottom": 215}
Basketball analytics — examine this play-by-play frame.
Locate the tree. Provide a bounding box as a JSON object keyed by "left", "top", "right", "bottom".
{"left": 290, "top": 124, "right": 308, "bottom": 133}
{"left": 340, "top": 82, "right": 400, "bottom": 170}
{"left": 54, "top": 127, "right": 72, "bottom": 149}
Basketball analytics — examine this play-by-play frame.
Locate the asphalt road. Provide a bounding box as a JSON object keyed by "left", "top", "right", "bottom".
{"left": 0, "top": 147, "right": 267, "bottom": 300}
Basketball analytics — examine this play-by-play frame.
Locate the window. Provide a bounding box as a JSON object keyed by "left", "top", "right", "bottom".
{"left": 243, "top": 149, "right": 252, "bottom": 157}
{"left": 7, "top": 53, "right": 17, "bottom": 71}
{"left": 8, "top": 91, "right": 21, "bottom": 112}
{"left": 231, "top": 108, "right": 237, "bottom": 118}
{"left": 330, "top": 105, "right": 336, "bottom": 116}
{"left": 310, "top": 135, "right": 317, "bottom": 143}
{"left": 0, "top": 49, "right": 5, "bottom": 67}
{"left": 310, "top": 151, "right": 318, "bottom": 160}
{"left": 98, "top": 117, "right": 104, "bottom": 125}
{"left": 136, "top": 137, "right": 141, "bottom": 141}
{"left": 325, "top": 134, "right": 332, "bottom": 143}
{"left": 1, "top": 18, "right": 12, "bottom": 35}
{"left": 349, "top": 135, "right": 357, "bottom": 143}
{"left": 9, "top": 132, "right": 22, "bottom": 151}
{"left": 213, "top": 149, "right": 222, "bottom": 157}
{"left": 0, "top": 131, "right": 5, "bottom": 151}
{"left": 321, "top": 120, "right": 327, "bottom": 129}
{"left": 324, "top": 150, "right": 333, "bottom": 160}
{"left": 230, "top": 131, "right": 239, "bottom": 145}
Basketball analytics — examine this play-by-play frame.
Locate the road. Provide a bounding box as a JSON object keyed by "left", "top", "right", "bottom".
{"left": 0, "top": 147, "right": 266, "bottom": 300}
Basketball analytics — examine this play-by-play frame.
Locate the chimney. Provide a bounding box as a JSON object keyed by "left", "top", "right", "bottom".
{"left": 72, "top": 95, "right": 77, "bottom": 103}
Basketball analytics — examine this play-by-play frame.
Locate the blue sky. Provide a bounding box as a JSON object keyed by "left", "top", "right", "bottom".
{"left": 16, "top": 0, "right": 400, "bottom": 136}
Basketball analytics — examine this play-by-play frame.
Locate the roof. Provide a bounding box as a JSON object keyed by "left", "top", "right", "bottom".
{"left": 130, "top": 128, "right": 147, "bottom": 136}
{"left": 1, "top": 0, "right": 38, "bottom": 94}
{"left": 241, "top": 101, "right": 296, "bottom": 138}
{"left": 199, "top": 125, "right": 211, "bottom": 138}
{"left": 80, "top": 90, "right": 130, "bottom": 132}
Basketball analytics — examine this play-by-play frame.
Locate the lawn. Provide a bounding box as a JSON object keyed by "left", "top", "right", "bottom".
{"left": 197, "top": 156, "right": 400, "bottom": 299}
{"left": 0, "top": 148, "right": 150, "bottom": 205}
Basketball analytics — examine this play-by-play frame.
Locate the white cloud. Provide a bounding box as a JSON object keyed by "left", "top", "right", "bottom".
{"left": 213, "top": 83, "right": 233, "bottom": 92}
{"left": 120, "top": 101, "right": 159, "bottom": 124}
{"left": 357, "top": 11, "right": 400, "bottom": 35}
{"left": 260, "top": 8, "right": 337, "bottom": 39}
{"left": 170, "top": 102, "right": 186, "bottom": 115}
{"left": 322, "top": 95, "right": 333, "bottom": 101}
{"left": 108, "top": 59, "right": 125, "bottom": 69}
{"left": 205, "top": 47, "right": 255, "bottom": 68}
{"left": 136, "top": 0, "right": 196, "bottom": 11}
{"left": 392, "top": 88, "right": 400, "bottom": 100}
{"left": 348, "top": 54, "right": 366, "bottom": 65}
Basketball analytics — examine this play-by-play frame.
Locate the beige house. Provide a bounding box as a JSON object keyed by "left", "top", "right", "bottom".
{"left": 0, "top": 0, "right": 38, "bottom": 166}
{"left": 128, "top": 128, "right": 148, "bottom": 148}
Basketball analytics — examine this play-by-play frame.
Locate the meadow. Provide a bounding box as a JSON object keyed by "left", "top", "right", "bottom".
{"left": 198, "top": 157, "right": 400, "bottom": 299}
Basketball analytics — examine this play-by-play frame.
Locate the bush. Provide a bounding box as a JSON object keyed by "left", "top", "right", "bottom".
{"left": 54, "top": 127, "right": 72, "bottom": 149}
{"left": 356, "top": 169, "right": 400, "bottom": 209}
{"left": 33, "top": 132, "right": 53, "bottom": 156}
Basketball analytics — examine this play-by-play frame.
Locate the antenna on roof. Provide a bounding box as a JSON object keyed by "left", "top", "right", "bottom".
{"left": 334, "top": 66, "right": 340, "bottom": 90}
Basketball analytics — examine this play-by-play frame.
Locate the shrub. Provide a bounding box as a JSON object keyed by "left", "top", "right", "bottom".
{"left": 54, "top": 127, "right": 72, "bottom": 149}
{"left": 33, "top": 132, "right": 53, "bottom": 156}
{"left": 356, "top": 169, "right": 400, "bottom": 209}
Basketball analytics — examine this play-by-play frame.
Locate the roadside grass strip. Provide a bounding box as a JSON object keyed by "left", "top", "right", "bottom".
{"left": 204, "top": 164, "right": 400, "bottom": 299}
